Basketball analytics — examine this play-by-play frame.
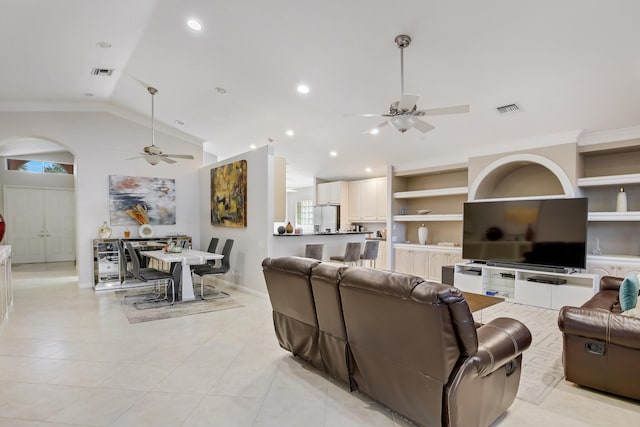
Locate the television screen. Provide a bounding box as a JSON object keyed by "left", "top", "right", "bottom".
{"left": 462, "top": 198, "right": 588, "bottom": 270}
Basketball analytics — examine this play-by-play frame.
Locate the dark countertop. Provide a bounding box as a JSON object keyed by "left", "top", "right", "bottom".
{"left": 366, "top": 237, "right": 387, "bottom": 241}
{"left": 273, "top": 231, "right": 371, "bottom": 237}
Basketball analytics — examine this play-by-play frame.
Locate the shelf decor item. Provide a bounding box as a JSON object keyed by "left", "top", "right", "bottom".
{"left": 592, "top": 238, "right": 603, "bottom": 255}
{"left": 139, "top": 224, "right": 154, "bottom": 238}
{"left": 277, "top": 225, "right": 286, "bottom": 235}
{"left": 616, "top": 187, "right": 627, "bottom": 212}
{"left": 418, "top": 224, "right": 428, "bottom": 245}
{"left": 98, "top": 222, "right": 112, "bottom": 238}
{"left": 285, "top": 221, "right": 294, "bottom": 234}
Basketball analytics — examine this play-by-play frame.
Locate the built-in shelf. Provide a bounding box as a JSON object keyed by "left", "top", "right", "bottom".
{"left": 470, "top": 194, "right": 567, "bottom": 203}
{"left": 587, "top": 211, "right": 640, "bottom": 221}
{"left": 577, "top": 173, "right": 640, "bottom": 187}
{"left": 393, "top": 214, "right": 463, "bottom": 222}
{"left": 393, "top": 186, "right": 468, "bottom": 199}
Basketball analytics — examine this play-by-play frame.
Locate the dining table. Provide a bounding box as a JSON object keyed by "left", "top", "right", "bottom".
{"left": 140, "top": 249, "right": 223, "bottom": 301}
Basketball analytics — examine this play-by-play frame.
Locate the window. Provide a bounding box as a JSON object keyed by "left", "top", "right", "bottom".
{"left": 296, "top": 199, "right": 314, "bottom": 233}
{"left": 7, "top": 159, "right": 73, "bottom": 174}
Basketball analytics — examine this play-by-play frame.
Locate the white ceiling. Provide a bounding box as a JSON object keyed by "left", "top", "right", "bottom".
{"left": 2, "top": 0, "right": 639, "bottom": 188}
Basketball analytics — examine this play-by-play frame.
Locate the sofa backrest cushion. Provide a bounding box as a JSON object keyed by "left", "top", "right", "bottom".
{"left": 339, "top": 267, "right": 477, "bottom": 384}
{"left": 262, "top": 256, "right": 320, "bottom": 327}
{"left": 310, "top": 262, "right": 349, "bottom": 339}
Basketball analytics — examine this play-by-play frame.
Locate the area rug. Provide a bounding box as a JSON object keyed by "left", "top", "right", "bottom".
{"left": 117, "top": 285, "right": 244, "bottom": 324}
{"left": 474, "top": 302, "right": 564, "bottom": 406}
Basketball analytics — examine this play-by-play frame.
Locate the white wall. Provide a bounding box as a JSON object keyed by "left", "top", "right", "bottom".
{"left": 198, "top": 145, "right": 274, "bottom": 294}
{"left": 0, "top": 111, "right": 203, "bottom": 287}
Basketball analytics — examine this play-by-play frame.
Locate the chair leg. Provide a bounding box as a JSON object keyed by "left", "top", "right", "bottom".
{"left": 200, "top": 275, "right": 229, "bottom": 300}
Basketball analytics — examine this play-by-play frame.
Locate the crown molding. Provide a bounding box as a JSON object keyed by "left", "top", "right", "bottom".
{"left": 578, "top": 125, "right": 640, "bottom": 146}
{"left": 0, "top": 101, "right": 205, "bottom": 146}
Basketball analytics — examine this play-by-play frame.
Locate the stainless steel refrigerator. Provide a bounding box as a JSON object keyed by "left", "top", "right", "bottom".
{"left": 313, "top": 205, "right": 340, "bottom": 233}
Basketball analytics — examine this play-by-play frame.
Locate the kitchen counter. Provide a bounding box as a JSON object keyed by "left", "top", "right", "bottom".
{"left": 271, "top": 232, "right": 370, "bottom": 261}
{"left": 273, "top": 231, "right": 371, "bottom": 237}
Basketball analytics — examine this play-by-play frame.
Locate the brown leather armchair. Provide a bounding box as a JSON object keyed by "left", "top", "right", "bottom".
{"left": 558, "top": 276, "right": 640, "bottom": 400}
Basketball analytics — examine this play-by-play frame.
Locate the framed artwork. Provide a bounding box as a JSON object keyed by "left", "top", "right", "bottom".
{"left": 109, "top": 175, "right": 176, "bottom": 225}
{"left": 211, "top": 160, "right": 247, "bottom": 227}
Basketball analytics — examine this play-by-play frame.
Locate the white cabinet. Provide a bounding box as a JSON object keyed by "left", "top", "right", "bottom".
{"left": 348, "top": 177, "right": 387, "bottom": 222}
{"left": 586, "top": 255, "right": 640, "bottom": 279}
{"left": 453, "top": 263, "right": 598, "bottom": 310}
{"left": 317, "top": 181, "right": 344, "bottom": 205}
{"left": 395, "top": 244, "right": 462, "bottom": 282}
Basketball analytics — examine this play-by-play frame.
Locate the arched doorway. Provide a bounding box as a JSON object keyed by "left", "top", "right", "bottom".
{"left": 0, "top": 137, "right": 77, "bottom": 264}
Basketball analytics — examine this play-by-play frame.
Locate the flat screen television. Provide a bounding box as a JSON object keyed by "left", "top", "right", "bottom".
{"left": 462, "top": 198, "right": 588, "bottom": 270}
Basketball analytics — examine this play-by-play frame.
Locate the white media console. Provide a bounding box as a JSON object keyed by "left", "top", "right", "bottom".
{"left": 453, "top": 263, "right": 598, "bottom": 310}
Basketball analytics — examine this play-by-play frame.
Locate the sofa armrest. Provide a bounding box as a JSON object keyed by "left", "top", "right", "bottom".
{"left": 558, "top": 306, "right": 640, "bottom": 350}
{"left": 473, "top": 317, "right": 532, "bottom": 377}
{"left": 600, "top": 276, "right": 623, "bottom": 292}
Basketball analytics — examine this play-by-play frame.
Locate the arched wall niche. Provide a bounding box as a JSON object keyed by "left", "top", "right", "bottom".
{"left": 469, "top": 153, "right": 575, "bottom": 201}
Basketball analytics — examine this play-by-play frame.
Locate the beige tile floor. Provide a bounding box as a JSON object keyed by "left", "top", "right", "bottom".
{"left": 0, "top": 262, "right": 638, "bottom": 426}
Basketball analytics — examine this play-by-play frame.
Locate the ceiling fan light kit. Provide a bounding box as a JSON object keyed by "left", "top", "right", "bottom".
{"left": 127, "top": 86, "right": 195, "bottom": 165}
{"left": 353, "top": 34, "right": 470, "bottom": 134}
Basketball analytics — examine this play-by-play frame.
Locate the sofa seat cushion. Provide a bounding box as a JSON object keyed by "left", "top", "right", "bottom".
{"left": 619, "top": 273, "right": 640, "bottom": 312}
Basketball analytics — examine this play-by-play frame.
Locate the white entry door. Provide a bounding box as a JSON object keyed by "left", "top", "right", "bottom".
{"left": 4, "top": 187, "right": 75, "bottom": 263}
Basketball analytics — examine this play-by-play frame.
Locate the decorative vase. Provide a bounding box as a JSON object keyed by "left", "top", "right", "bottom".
{"left": 277, "top": 225, "right": 286, "bottom": 235}
{"left": 592, "top": 238, "right": 603, "bottom": 255}
{"left": 525, "top": 224, "right": 535, "bottom": 241}
{"left": 616, "top": 187, "right": 627, "bottom": 212}
{"left": 138, "top": 224, "right": 154, "bottom": 238}
{"left": 285, "top": 221, "right": 294, "bottom": 234}
{"left": 98, "top": 221, "right": 112, "bottom": 238}
{"left": 0, "top": 213, "right": 5, "bottom": 243}
{"left": 418, "top": 224, "right": 428, "bottom": 245}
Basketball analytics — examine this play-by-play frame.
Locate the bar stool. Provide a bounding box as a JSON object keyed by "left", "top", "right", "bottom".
{"left": 329, "top": 242, "right": 362, "bottom": 266}
{"left": 304, "top": 244, "right": 324, "bottom": 261}
{"left": 360, "top": 240, "right": 379, "bottom": 267}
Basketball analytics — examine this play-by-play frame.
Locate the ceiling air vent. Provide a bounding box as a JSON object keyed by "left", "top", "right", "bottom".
{"left": 91, "top": 67, "right": 113, "bottom": 76}
{"left": 496, "top": 103, "right": 520, "bottom": 114}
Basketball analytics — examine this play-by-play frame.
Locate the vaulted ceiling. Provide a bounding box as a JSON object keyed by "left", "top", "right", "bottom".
{"left": 2, "top": 1, "right": 639, "bottom": 188}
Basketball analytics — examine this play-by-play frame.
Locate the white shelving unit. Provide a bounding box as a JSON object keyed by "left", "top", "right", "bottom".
{"left": 393, "top": 186, "right": 468, "bottom": 199}
{"left": 393, "top": 214, "right": 463, "bottom": 222}
{"left": 454, "top": 263, "right": 598, "bottom": 310}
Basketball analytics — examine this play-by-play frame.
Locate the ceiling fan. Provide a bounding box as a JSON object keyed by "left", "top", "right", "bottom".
{"left": 129, "top": 86, "right": 195, "bottom": 165}
{"left": 353, "top": 34, "right": 470, "bottom": 134}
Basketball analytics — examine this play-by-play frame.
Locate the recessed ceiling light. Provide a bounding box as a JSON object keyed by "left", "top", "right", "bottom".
{"left": 249, "top": 144, "right": 257, "bottom": 150}
{"left": 82, "top": 92, "right": 94, "bottom": 97}
{"left": 174, "top": 120, "right": 184, "bottom": 125}
{"left": 214, "top": 87, "right": 227, "bottom": 94}
{"left": 95, "top": 41, "right": 111, "bottom": 48}
{"left": 365, "top": 167, "right": 372, "bottom": 173}
{"left": 369, "top": 128, "right": 379, "bottom": 135}
{"left": 187, "top": 19, "right": 202, "bottom": 31}
{"left": 329, "top": 151, "right": 337, "bottom": 157}
{"left": 297, "top": 84, "right": 310, "bottom": 94}
{"left": 285, "top": 129, "right": 294, "bottom": 136}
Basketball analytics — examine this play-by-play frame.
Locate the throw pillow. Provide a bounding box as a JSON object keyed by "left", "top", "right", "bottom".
{"left": 619, "top": 273, "right": 640, "bottom": 312}
{"left": 622, "top": 306, "right": 640, "bottom": 318}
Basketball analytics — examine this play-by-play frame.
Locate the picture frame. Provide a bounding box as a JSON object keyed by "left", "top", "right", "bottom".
{"left": 210, "top": 160, "right": 247, "bottom": 227}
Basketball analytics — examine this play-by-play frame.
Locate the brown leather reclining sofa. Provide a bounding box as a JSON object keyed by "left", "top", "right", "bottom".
{"left": 558, "top": 276, "right": 640, "bottom": 400}
{"left": 262, "top": 256, "right": 532, "bottom": 427}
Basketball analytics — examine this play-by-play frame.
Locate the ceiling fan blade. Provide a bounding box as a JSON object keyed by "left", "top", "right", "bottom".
{"left": 417, "top": 104, "right": 470, "bottom": 116}
{"left": 344, "top": 113, "right": 386, "bottom": 117}
{"left": 412, "top": 118, "right": 436, "bottom": 133}
{"left": 398, "top": 94, "right": 420, "bottom": 112}
{"left": 164, "top": 154, "right": 195, "bottom": 159}
{"left": 126, "top": 155, "right": 145, "bottom": 160}
{"left": 158, "top": 156, "right": 177, "bottom": 164}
